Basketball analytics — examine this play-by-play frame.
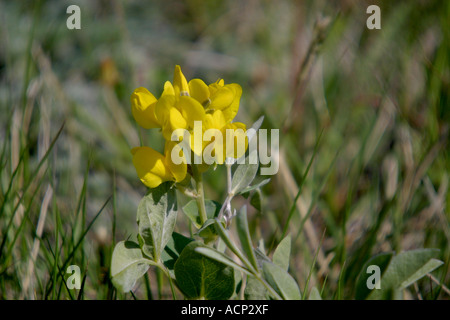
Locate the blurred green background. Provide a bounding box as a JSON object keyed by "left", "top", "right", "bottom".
{"left": 0, "top": 0, "right": 448, "bottom": 299}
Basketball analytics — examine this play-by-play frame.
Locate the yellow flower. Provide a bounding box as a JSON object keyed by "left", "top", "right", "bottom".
{"left": 154, "top": 67, "right": 206, "bottom": 140}
{"left": 131, "top": 142, "right": 187, "bottom": 188}
{"left": 164, "top": 140, "right": 188, "bottom": 183}
{"left": 189, "top": 78, "right": 242, "bottom": 123}
{"left": 187, "top": 75, "right": 244, "bottom": 164}
{"left": 130, "top": 65, "right": 247, "bottom": 187}
{"left": 130, "top": 87, "right": 159, "bottom": 129}
{"left": 201, "top": 109, "right": 248, "bottom": 164}
{"left": 131, "top": 66, "right": 243, "bottom": 140}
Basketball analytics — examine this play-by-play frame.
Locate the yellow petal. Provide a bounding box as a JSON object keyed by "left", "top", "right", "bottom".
{"left": 131, "top": 146, "right": 172, "bottom": 188}
{"left": 223, "top": 122, "right": 248, "bottom": 159}
{"left": 201, "top": 110, "right": 227, "bottom": 161}
{"left": 222, "top": 84, "right": 242, "bottom": 122}
{"left": 155, "top": 95, "right": 176, "bottom": 127}
{"left": 204, "top": 109, "right": 226, "bottom": 130}
{"left": 210, "top": 85, "right": 235, "bottom": 110}
{"left": 131, "top": 87, "right": 159, "bottom": 128}
{"left": 203, "top": 113, "right": 213, "bottom": 130}
{"left": 212, "top": 109, "right": 226, "bottom": 129}
{"left": 161, "top": 125, "right": 175, "bottom": 142}
{"left": 208, "top": 79, "right": 225, "bottom": 96}
{"left": 189, "top": 122, "right": 205, "bottom": 157}
{"left": 177, "top": 96, "right": 206, "bottom": 128}
{"left": 189, "top": 79, "right": 210, "bottom": 105}
{"left": 164, "top": 141, "right": 187, "bottom": 183}
{"left": 169, "top": 107, "right": 187, "bottom": 131}
{"left": 161, "top": 81, "right": 175, "bottom": 97}
{"left": 173, "top": 65, "right": 190, "bottom": 96}
{"left": 203, "top": 128, "right": 225, "bottom": 165}
{"left": 131, "top": 87, "right": 157, "bottom": 112}
{"left": 156, "top": 101, "right": 188, "bottom": 141}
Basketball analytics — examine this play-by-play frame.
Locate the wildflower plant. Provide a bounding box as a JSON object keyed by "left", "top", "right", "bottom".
{"left": 110, "top": 65, "right": 299, "bottom": 300}
{"left": 110, "top": 66, "right": 444, "bottom": 301}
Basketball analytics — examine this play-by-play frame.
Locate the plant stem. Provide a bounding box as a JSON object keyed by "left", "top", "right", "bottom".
{"left": 217, "top": 163, "right": 234, "bottom": 224}
{"left": 225, "top": 163, "right": 233, "bottom": 220}
{"left": 156, "top": 262, "right": 177, "bottom": 300}
{"left": 192, "top": 165, "right": 208, "bottom": 225}
{"left": 226, "top": 162, "right": 232, "bottom": 196}
{"left": 255, "top": 274, "right": 283, "bottom": 300}
{"left": 214, "top": 220, "right": 283, "bottom": 300}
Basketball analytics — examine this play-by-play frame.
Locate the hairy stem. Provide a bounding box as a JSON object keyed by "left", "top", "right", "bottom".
{"left": 192, "top": 165, "right": 208, "bottom": 225}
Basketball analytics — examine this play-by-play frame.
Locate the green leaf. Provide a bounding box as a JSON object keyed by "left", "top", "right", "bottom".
{"left": 161, "top": 232, "right": 194, "bottom": 277}
{"left": 262, "top": 261, "right": 301, "bottom": 300}
{"left": 234, "top": 268, "right": 243, "bottom": 298}
{"left": 182, "top": 199, "right": 221, "bottom": 229}
{"left": 249, "top": 116, "right": 264, "bottom": 137}
{"left": 355, "top": 252, "right": 393, "bottom": 300}
{"left": 174, "top": 241, "right": 235, "bottom": 300}
{"left": 367, "top": 249, "right": 443, "bottom": 300}
{"left": 239, "top": 178, "right": 271, "bottom": 195}
{"left": 244, "top": 276, "right": 268, "bottom": 300}
{"left": 231, "top": 162, "right": 259, "bottom": 195}
{"left": 273, "top": 235, "right": 291, "bottom": 271}
{"left": 110, "top": 241, "right": 155, "bottom": 293}
{"left": 399, "top": 259, "right": 443, "bottom": 289}
{"left": 254, "top": 247, "right": 271, "bottom": 264}
{"left": 249, "top": 189, "right": 262, "bottom": 211}
{"left": 137, "top": 182, "right": 178, "bottom": 261}
{"left": 244, "top": 247, "right": 271, "bottom": 300}
{"left": 236, "top": 206, "right": 259, "bottom": 271}
{"left": 308, "top": 287, "right": 322, "bottom": 300}
{"left": 258, "top": 239, "right": 266, "bottom": 253}
{"left": 197, "top": 219, "right": 220, "bottom": 243}
{"left": 213, "top": 219, "right": 254, "bottom": 272}
{"left": 246, "top": 116, "right": 264, "bottom": 147}
{"left": 195, "top": 246, "right": 251, "bottom": 275}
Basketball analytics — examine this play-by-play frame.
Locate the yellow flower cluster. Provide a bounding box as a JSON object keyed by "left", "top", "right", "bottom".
{"left": 131, "top": 66, "right": 247, "bottom": 188}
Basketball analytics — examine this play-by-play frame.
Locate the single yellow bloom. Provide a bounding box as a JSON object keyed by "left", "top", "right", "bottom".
{"left": 131, "top": 66, "right": 241, "bottom": 136}
{"left": 131, "top": 87, "right": 159, "bottom": 129}
{"left": 188, "top": 78, "right": 242, "bottom": 123}
{"left": 131, "top": 144, "right": 187, "bottom": 188}
{"left": 130, "top": 65, "right": 247, "bottom": 180}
